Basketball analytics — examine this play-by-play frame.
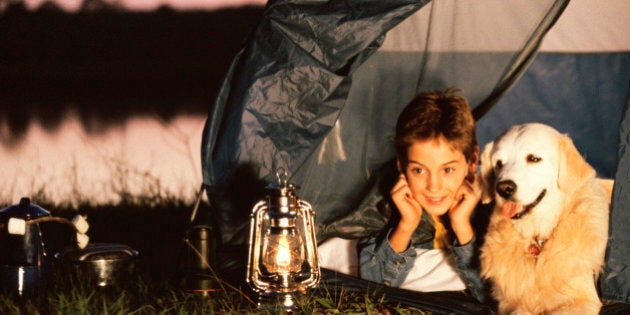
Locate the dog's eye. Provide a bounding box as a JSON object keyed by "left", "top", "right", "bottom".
{"left": 527, "top": 154, "right": 542, "bottom": 163}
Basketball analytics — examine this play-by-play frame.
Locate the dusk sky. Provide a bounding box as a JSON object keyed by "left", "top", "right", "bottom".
{"left": 15, "top": 0, "right": 267, "bottom": 11}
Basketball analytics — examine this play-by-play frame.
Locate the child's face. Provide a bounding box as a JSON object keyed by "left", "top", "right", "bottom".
{"left": 401, "top": 136, "right": 474, "bottom": 217}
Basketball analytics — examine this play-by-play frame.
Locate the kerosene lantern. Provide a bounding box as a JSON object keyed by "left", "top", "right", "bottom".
{"left": 246, "top": 168, "right": 320, "bottom": 311}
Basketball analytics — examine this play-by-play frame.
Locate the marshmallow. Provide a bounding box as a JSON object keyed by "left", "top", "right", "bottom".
{"left": 76, "top": 233, "right": 90, "bottom": 249}
{"left": 7, "top": 218, "right": 26, "bottom": 235}
{"left": 72, "top": 215, "right": 89, "bottom": 234}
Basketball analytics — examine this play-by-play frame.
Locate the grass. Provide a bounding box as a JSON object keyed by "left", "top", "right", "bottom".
{"left": 0, "top": 198, "right": 432, "bottom": 314}
{"left": 0, "top": 263, "right": 429, "bottom": 314}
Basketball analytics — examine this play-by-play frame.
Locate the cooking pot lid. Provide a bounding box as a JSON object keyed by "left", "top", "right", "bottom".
{"left": 0, "top": 197, "right": 50, "bottom": 219}
{"left": 56, "top": 243, "right": 139, "bottom": 262}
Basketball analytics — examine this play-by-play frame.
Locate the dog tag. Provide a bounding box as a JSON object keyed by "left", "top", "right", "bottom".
{"left": 529, "top": 243, "right": 543, "bottom": 257}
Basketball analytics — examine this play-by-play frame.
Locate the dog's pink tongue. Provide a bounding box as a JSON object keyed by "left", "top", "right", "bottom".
{"left": 502, "top": 202, "right": 523, "bottom": 218}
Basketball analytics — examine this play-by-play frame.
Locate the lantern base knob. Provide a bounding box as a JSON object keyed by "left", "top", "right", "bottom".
{"left": 256, "top": 290, "right": 305, "bottom": 312}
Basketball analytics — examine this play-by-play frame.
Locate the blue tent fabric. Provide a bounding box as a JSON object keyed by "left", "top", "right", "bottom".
{"left": 202, "top": 0, "right": 428, "bottom": 190}
{"left": 477, "top": 53, "right": 630, "bottom": 179}
{"left": 603, "top": 91, "right": 630, "bottom": 303}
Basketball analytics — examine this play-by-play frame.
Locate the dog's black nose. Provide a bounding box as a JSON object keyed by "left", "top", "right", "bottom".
{"left": 497, "top": 180, "right": 517, "bottom": 199}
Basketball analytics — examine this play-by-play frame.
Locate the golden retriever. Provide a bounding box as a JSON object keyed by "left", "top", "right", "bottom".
{"left": 479, "top": 123, "right": 611, "bottom": 315}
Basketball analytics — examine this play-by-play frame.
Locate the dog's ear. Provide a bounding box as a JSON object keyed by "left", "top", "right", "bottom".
{"left": 479, "top": 141, "right": 495, "bottom": 204}
{"left": 557, "top": 134, "right": 596, "bottom": 194}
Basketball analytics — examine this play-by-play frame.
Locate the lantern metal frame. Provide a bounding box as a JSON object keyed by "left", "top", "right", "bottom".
{"left": 246, "top": 169, "right": 320, "bottom": 310}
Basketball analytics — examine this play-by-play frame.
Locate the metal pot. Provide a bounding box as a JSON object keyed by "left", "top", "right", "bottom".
{"left": 54, "top": 243, "right": 139, "bottom": 287}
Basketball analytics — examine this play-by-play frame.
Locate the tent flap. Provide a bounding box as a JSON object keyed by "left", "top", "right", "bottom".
{"left": 201, "top": 0, "right": 430, "bottom": 244}
{"left": 603, "top": 92, "right": 630, "bottom": 303}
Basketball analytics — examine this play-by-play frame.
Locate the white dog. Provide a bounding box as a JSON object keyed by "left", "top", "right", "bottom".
{"left": 479, "top": 123, "right": 611, "bottom": 315}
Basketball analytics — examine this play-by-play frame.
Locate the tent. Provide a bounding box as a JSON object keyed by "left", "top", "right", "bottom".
{"left": 200, "top": 0, "right": 630, "bottom": 310}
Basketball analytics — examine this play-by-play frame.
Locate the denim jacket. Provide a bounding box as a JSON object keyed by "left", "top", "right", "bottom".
{"left": 358, "top": 203, "right": 492, "bottom": 303}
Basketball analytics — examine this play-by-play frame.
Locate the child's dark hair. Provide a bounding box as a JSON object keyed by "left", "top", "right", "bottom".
{"left": 395, "top": 87, "right": 477, "bottom": 165}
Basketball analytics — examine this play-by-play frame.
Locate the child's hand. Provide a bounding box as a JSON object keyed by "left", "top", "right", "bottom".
{"left": 448, "top": 173, "right": 482, "bottom": 245}
{"left": 391, "top": 174, "right": 423, "bottom": 230}
{"left": 389, "top": 173, "right": 423, "bottom": 252}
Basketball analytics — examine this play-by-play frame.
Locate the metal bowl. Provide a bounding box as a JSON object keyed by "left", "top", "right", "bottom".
{"left": 54, "top": 243, "right": 139, "bottom": 287}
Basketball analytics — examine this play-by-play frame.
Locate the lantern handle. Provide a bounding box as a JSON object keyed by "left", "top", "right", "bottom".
{"left": 276, "top": 167, "right": 288, "bottom": 187}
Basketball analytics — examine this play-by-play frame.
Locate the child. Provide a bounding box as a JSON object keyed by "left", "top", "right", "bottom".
{"left": 358, "top": 88, "right": 488, "bottom": 302}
